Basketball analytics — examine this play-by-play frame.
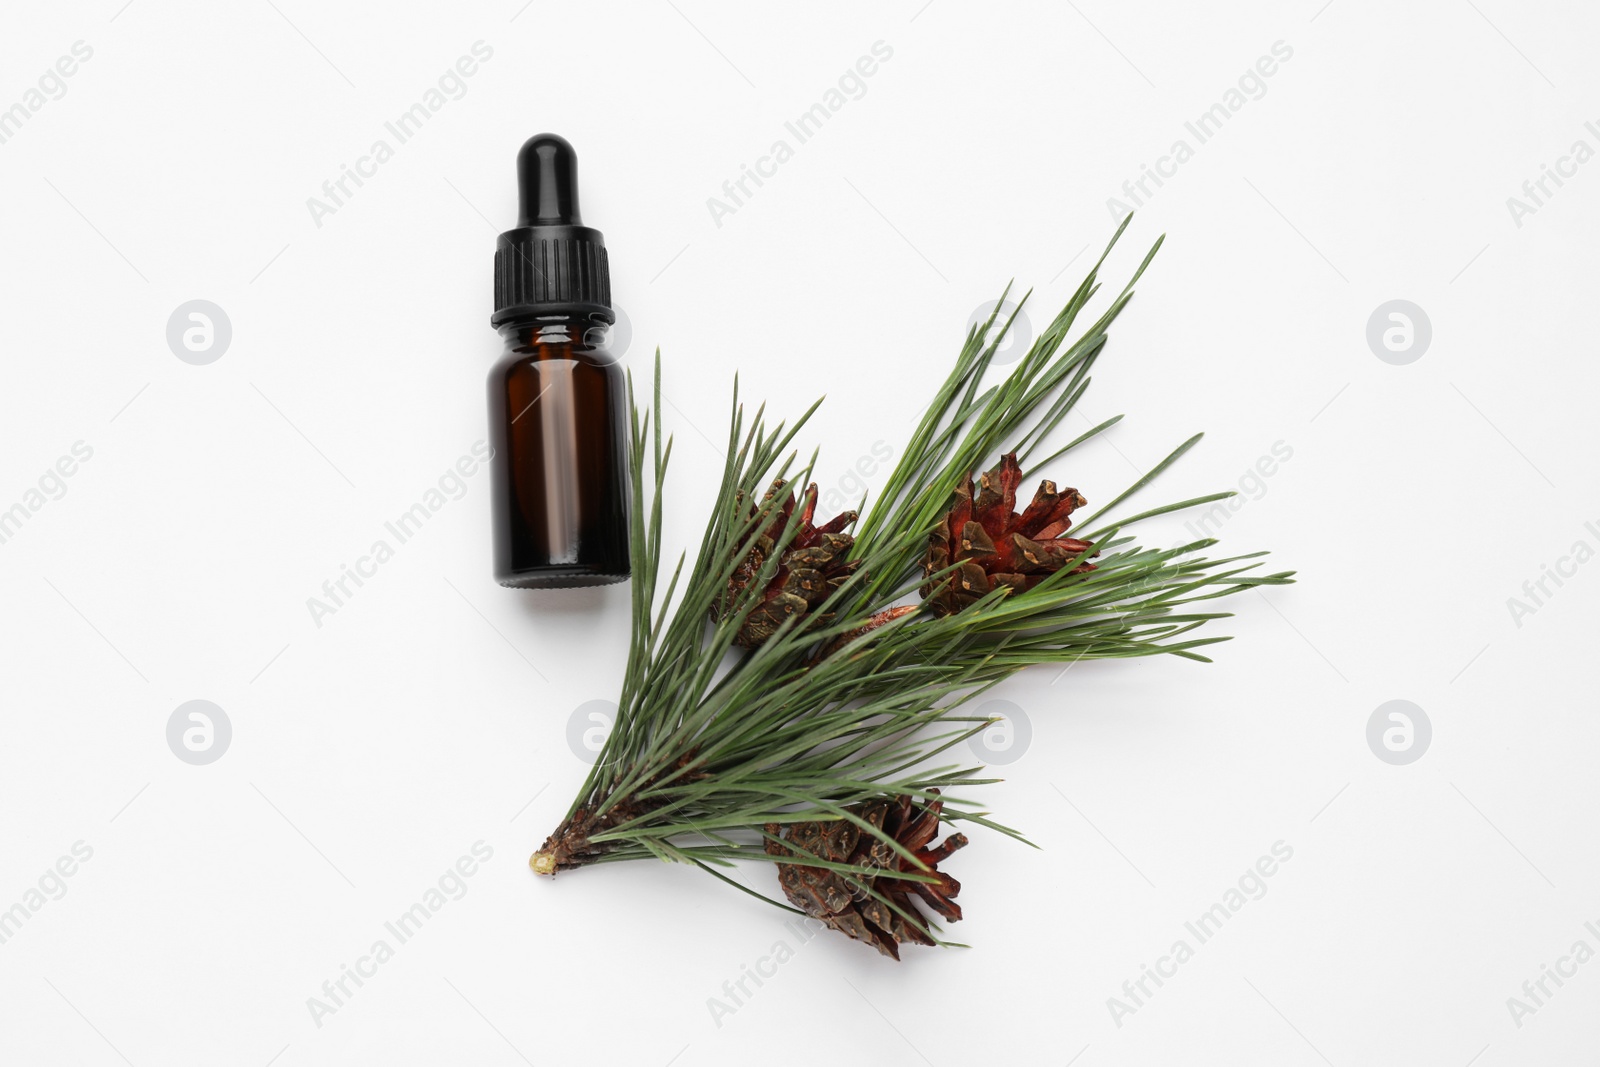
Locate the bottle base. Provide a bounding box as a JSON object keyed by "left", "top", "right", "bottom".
{"left": 497, "top": 566, "right": 629, "bottom": 590}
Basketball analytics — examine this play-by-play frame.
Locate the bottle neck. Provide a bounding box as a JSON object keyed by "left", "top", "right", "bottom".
{"left": 497, "top": 313, "right": 611, "bottom": 352}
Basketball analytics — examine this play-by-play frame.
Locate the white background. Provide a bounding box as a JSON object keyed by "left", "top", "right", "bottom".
{"left": 2, "top": 1, "right": 1597, "bottom": 1064}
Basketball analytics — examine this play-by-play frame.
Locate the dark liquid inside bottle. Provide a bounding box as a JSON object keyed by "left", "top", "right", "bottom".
{"left": 488, "top": 318, "right": 630, "bottom": 587}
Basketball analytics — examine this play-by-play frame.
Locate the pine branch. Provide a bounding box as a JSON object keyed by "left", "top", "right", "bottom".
{"left": 530, "top": 220, "right": 1293, "bottom": 954}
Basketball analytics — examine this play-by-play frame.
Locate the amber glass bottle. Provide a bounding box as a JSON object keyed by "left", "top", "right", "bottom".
{"left": 487, "top": 135, "right": 630, "bottom": 588}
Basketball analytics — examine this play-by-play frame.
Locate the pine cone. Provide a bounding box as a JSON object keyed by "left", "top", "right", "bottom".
{"left": 921, "top": 452, "right": 1095, "bottom": 616}
{"left": 763, "top": 791, "right": 966, "bottom": 960}
{"left": 715, "top": 480, "right": 858, "bottom": 648}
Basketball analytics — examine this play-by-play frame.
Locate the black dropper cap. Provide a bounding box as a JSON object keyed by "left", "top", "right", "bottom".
{"left": 491, "top": 134, "right": 613, "bottom": 327}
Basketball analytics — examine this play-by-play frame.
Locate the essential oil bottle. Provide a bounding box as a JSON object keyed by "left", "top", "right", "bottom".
{"left": 487, "top": 134, "right": 630, "bottom": 588}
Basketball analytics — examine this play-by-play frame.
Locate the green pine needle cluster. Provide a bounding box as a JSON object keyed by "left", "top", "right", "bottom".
{"left": 531, "top": 218, "right": 1293, "bottom": 939}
